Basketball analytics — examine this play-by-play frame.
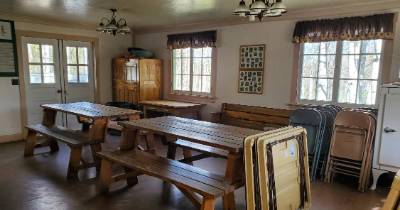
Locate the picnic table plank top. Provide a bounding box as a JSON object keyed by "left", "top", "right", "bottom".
{"left": 120, "top": 116, "right": 261, "bottom": 153}
{"left": 41, "top": 102, "right": 141, "bottom": 119}
{"left": 139, "top": 100, "right": 205, "bottom": 109}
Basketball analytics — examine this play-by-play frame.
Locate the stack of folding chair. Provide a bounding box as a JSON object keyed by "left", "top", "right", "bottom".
{"left": 244, "top": 126, "right": 311, "bottom": 210}
{"left": 289, "top": 106, "right": 340, "bottom": 181}
{"left": 324, "top": 109, "right": 376, "bottom": 192}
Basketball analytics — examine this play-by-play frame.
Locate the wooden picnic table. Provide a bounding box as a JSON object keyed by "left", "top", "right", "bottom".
{"left": 24, "top": 102, "right": 141, "bottom": 180}
{"left": 118, "top": 116, "right": 261, "bottom": 209}
{"left": 139, "top": 100, "right": 205, "bottom": 119}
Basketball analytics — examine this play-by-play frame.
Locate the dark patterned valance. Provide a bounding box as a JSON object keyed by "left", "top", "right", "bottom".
{"left": 293, "top": 13, "right": 395, "bottom": 43}
{"left": 167, "top": 30, "right": 217, "bottom": 49}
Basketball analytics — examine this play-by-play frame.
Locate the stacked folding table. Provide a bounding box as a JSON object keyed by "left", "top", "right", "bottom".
{"left": 244, "top": 126, "right": 311, "bottom": 210}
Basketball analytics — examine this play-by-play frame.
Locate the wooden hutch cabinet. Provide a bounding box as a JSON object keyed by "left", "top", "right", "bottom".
{"left": 112, "top": 56, "right": 162, "bottom": 104}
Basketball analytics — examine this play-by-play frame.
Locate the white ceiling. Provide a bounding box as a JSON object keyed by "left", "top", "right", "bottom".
{"left": 0, "top": 0, "right": 399, "bottom": 32}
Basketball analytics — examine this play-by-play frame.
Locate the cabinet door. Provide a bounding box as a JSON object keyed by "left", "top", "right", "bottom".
{"left": 139, "top": 59, "right": 161, "bottom": 101}
{"left": 379, "top": 94, "right": 400, "bottom": 167}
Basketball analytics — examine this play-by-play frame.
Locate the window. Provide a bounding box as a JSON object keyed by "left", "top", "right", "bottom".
{"left": 172, "top": 47, "right": 213, "bottom": 96}
{"left": 66, "top": 46, "right": 89, "bottom": 83}
{"left": 298, "top": 39, "right": 383, "bottom": 106}
{"left": 126, "top": 59, "right": 138, "bottom": 82}
{"left": 27, "top": 44, "right": 55, "bottom": 84}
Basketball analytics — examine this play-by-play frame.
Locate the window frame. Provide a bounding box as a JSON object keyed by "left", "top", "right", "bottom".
{"left": 169, "top": 47, "right": 217, "bottom": 101}
{"left": 297, "top": 40, "right": 386, "bottom": 107}
{"left": 65, "top": 46, "right": 90, "bottom": 84}
{"left": 27, "top": 43, "right": 57, "bottom": 86}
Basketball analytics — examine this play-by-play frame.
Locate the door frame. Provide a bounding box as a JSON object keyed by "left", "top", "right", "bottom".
{"left": 16, "top": 30, "right": 100, "bottom": 136}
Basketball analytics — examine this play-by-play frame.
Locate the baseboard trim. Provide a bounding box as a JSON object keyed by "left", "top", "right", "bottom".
{"left": 0, "top": 133, "right": 23, "bottom": 143}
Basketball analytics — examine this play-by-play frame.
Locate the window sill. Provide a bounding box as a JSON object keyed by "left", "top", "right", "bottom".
{"left": 167, "top": 93, "right": 216, "bottom": 104}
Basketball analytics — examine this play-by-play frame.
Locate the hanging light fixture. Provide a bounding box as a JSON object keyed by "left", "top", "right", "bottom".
{"left": 96, "top": 9, "right": 131, "bottom": 36}
{"left": 233, "top": 0, "right": 287, "bottom": 22}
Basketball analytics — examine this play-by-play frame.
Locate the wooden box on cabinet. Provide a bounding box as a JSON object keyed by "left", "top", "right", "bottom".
{"left": 112, "top": 56, "right": 162, "bottom": 104}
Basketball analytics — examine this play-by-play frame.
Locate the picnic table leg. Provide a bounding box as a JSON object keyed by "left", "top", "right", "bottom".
{"left": 42, "top": 108, "right": 59, "bottom": 152}
{"left": 24, "top": 129, "right": 37, "bottom": 157}
{"left": 120, "top": 127, "right": 138, "bottom": 150}
{"left": 183, "top": 149, "right": 193, "bottom": 165}
{"left": 67, "top": 147, "right": 82, "bottom": 181}
{"left": 201, "top": 196, "right": 216, "bottom": 210}
{"left": 98, "top": 159, "right": 112, "bottom": 193}
{"left": 145, "top": 132, "right": 157, "bottom": 154}
{"left": 223, "top": 153, "right": 243, "bottom": 210}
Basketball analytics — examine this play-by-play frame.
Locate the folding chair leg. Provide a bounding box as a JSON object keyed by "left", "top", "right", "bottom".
{"left": 201, "top": 196, "right": 216, "bottom": 210}
{"left": 98, "top": 159, "right": 112, "bottom": 193}
{"left": 67, "top": 147, "right": 82, "bottom": 181}
{"left": 24, "top": 130, "right": 37, "bottom": 157}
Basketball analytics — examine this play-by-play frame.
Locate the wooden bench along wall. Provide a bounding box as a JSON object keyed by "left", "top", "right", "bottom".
{"left": 210, "top": 103, "right": 294, "bottom": 130}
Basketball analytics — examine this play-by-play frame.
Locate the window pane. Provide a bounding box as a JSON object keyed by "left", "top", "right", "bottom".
{"left": 302, "top": 55, "right": 318, "bottom": 77}
{"left": 173, "top": 49, "right": 181, "bottom": 58}
{"left": 29, "top": 65, "right": 42, "bottom": 84}
{"left": 300, "top": 78, "right": 316, "bottom": 100}
{"left": 316, "top": 79, "right": 333, "bottom": 101}
{"left": 79, "top": 66, "right": 89, "bottom": 83}
{"left": 342, "top": 40, "right": 361, "bottom": 54}
{"left": 67, "top": 66, "right": 78, "bottom": 83}
{"left": 304, "top": 43, "right": 320, "bottom": 54}
{"left": 338, "top": 80, "right": 357, "bottom": 103}
{"left": 203, "top": 47, "right": 212, "bottom": 57}
{"left": 203, "top": 58, "right": 212, "bottom": 75}
{"left": 319, "top": 55, "right": 335, "bottom": 78}
{"left": 43, "top": 65, "right": 55, "bottom": 83}
{"left": 202, "top": 75, "right": 211, "bottom": 93}
{"left": 357, "top": 80, "right": 377, "bottom": 105}
{"left": 320, "top": 41, "right": 337, "bottom": 54}
{"left": 182, "top": 75, "right": 190, "bottom": 91}
{"left": 174, "top": 74, "right": 182, "bottom": 90}
{"left": 78, "top": 47, "right": 88, "bottom": 64}
{"left": 174, "top": 58, "right": 181, "bottom": 74}
{"left": 182, "top": 58, "right": 190, "bottom": 74}
{"left": 340, "top": 55, "right": 359, "bottom": 79}
{"left": 363, "top": 40, "right": 382, "bottom": 54}
{"left": 193, "top": 58, "right": 202, "bottom": 75}
{"left": 359, "top": 55, "right": 380, "bottom": 79}
{"left": 181, "top": 48, "right": 190, "bottom": 57}
{"left": 192, "top": 75, "right": 202, "bottom": 92}
{"left": 66, "top": 47, "right": 77, "bottom": 64}
{"left": 41, "top": 45, "right": 53, "bottom": 63}
{"left": 27, "top": 44, "right": 41, "bottom": 63}
{"left": 193, "top": 48, "right": 203, "bottom": 58}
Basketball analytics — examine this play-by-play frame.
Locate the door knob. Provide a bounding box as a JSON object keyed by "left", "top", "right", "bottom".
{"left": 384, "top": 127, "right": 397, "bottom": 133}
{"left": 57, "top": 90, "right": 62, "bottom": 93}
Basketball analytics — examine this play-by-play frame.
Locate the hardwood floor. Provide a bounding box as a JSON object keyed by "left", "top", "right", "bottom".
{"left": 0, "top": 135, "right": 390, "bottom": 210}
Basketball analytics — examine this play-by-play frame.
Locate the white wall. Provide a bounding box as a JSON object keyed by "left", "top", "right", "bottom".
{"left": 134, "top": 15, "right": 400, "bottom": 120}
{"left": 0, "top": 21, "right": 132, "bottom": 138}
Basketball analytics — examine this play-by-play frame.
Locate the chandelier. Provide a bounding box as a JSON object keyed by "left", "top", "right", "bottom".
{"left": 96, "top": 9, "right": 130, "bottom": 36}
{"left": 233, "top": 0, "right": 287, "bottom": 22}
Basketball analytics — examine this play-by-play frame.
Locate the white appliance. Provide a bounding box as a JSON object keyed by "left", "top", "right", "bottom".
{"left": 371, "top": 83, "right": 400, "bottom": 190}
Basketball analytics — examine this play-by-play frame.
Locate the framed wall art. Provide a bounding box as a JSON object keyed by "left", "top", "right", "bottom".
{"left": 0, "top": 19, "right": 18, "bottom": 77}
{"left": 238, "top": 44, "right": 265, "bottom": 94}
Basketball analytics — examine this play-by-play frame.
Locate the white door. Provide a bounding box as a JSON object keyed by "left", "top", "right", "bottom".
{"left": 22, "top": 37, "right": 63, "bottom": 125}
{"left": 379, "top": 94, "right": 400, "bottom": 167}
{"left": 22, "top": 37, "right": 95, "bottom": 128}
{"left": 62, "top": 40, "right": 95, "bottom": 129}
